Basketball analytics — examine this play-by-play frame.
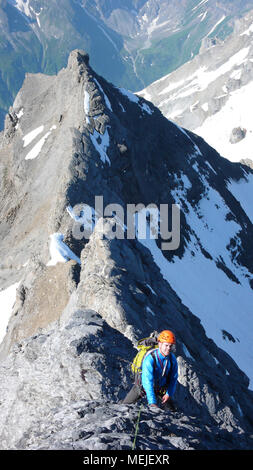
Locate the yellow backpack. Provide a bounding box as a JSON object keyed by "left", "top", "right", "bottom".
{"left": 131, "top": 333, "right": 158, "bottom": 384}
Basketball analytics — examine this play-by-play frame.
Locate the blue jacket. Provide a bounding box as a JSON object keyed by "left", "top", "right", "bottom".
{"left": 141, "top": 349, "right": 178, "bottom": 405}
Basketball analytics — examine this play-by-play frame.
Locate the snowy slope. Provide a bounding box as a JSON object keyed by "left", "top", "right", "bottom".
{"left": 140, "top": 170, "right": 253, "bottom": 389}
{"left": 194, "top": 80, "right": 253, "bottom": 163}
{"left": 138, "top": 10, "right": 253, "bottom": 165}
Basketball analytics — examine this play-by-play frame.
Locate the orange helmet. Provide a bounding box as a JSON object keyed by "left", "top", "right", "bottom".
{"left": 158, "top": 330, "right": 176, "bottom": 344}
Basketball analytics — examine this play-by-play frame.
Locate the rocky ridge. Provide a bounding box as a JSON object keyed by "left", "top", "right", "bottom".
{"left": 0, "top": 50, "right": 252, "bottom": 450}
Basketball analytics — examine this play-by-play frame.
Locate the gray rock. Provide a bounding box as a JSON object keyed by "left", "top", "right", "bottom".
{"left": 230, "top": 127, "right": 247, "bottom": 144}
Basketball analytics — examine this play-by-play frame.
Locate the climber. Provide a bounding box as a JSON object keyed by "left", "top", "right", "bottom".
{"left": 121, "top": 330, "right": 178, "bottom": 411}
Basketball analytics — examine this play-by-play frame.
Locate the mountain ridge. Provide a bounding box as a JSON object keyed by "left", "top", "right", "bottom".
{"left": 0, "top": 49, "right": 252, "bottom": 450}
{"left": 1, "top": 0, "right": 253, "bottom": 130}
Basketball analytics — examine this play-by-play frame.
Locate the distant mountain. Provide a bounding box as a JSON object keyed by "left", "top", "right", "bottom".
{"left": 1, "top": 0, "right": 253, "bottom": 129}
{"left": 139, "top": 9, "right": 253, "bottom": 166}
{"left": 0, "top": 50, "right": 252, "bottom": 449}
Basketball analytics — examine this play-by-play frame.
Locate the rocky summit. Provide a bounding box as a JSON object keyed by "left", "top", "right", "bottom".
{"left": 0, "top": 50, "right": 252, "bottom": 451}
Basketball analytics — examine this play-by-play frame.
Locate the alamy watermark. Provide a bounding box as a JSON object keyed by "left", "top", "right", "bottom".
{"left": 68, "top": 196, "right": 180, "bottom": 251}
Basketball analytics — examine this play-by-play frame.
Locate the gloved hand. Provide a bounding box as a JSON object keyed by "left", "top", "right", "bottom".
{"left": 161, "top": 394, "right": 170, "bottom": 405}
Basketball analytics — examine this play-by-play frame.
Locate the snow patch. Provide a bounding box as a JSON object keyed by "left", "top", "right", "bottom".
{"left": 182, "top": 344, "right": 195, "bottom": 361}
{"left": 118, "top": 87, "right": 153, "bottom": 114}
{"left": 47, "top": 233, "right": 81, "bottom": 266}
{"left": 240, "top": 22, "right": 253, "bottom": 36}
{"left": 23, "top": 125, "right": 44, "bottom": 147}
{"left": 0, "top": 282, "right": 20, "bottom": 344}
{"left": 140, "top": 102, "right": 154, "bottom": 115}
{"left": 25, "top": 126, "right": 56, "bottom": 160}
{"left": 16, "top": 108, "right": 24, "bottom": 119}
{"left": 146, "top": 283, "right": 157, "bottom": 296}
{"left": 119, "top": 87, "right": 139, "bottom": 104}
{"left": 90, "top": 127, "right": 111, "bottom": 165}
{"left": 206, "top": 15, "right": 226, "bottom": 37}
{"left": 226, "top": 174, "right": 253, "bottom": 224}
{"left": 159, "top": 48, "right": 250, "bottom": 101}
{"left": 9, "top": 0, "right": 32, "bottom": 18}
{"left": 192, "top": 0, "right": 209, "bottom": 11}
{"left": 94, "top": 78, "right": 112, "bottom": 112}
{"left": 84, "top": 90, "right": 90, "bottom": 124}
{"left": 146, "top": 306, "right": 155, "bottom": 317}
{"left": 194, "top": 80, "right": 253, "bottom": 163}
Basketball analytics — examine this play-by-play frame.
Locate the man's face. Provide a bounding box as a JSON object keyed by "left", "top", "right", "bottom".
{"left": 158, "top": 341, "right": 173, "bottom": 356}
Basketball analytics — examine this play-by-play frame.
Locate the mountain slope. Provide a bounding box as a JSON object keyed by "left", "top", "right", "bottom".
{"left": 1, "top": 0, "right": 253, "bottom": 130}
{"left": 0, "top": 50, "right": 252, "bottom": 449}
{"left": 139, "top": 9, "right": 253, "bottom": 166}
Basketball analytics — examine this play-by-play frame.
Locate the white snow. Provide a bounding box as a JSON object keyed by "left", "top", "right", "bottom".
{"left": 159, "top": 47, "right": 250, "bottom": 101}
{"left": 94, "top": 78, "right": 112, "bottom": 112}
{"left": 226, "top": 173, "right": 253, "bottom": 224}
{"left": 192, "top": 0, "right": 209, "bottom": 11}
{"left": 84, "top": 90, "right": 90, "bottom": 124}
{"left": 146, "top": 283, "right": 157, "bottom": 295}
{"left": 16, "top": 108, "right": 24, "bottom": 119}
{"left": 36, "top": 13, "right": 41, "bottom": 28}
{"left": 119, "top": 87, "right": 139, "bottom": 104}
{"left": 146, "top": 306, "right": 155, "bottom": 317}
{"left": 190, "top": 100, "right": 199, "bottom": 112}
{"left": 118, "top": 102, "right": 126, "bottom": 113}
{"left": 15, "top": 108, "right": 24, "bottom": 129}
{"left": 25, "top": 126, "right": 56, "bottom": 160}
{"left": 206, "top": 15, "right": 226, "bottom": 38}
{"left": 0, "top": 282, "right": 20, "bottom": 344}
{"left": 200, "top": 11, "right": 208, "bottom": 22}
{"left": 47, "top": 233, "right": 81, "bottom": 266}
{"left": 140, "top": 102, "right": 154, "bottom": 114}
{"left": 23, "top": 126, "right": 44, "bottom": 147}
{"left": 194, "top": 80, "right": 253, "bottom": 162}
{"left": 9, "top": 0, "right": 32, "bottom": 17}
{"left": 240, "top": 22, "right": 253, "bottom": 36}
{"left": 119, "top": 86, "right": 154, "bottom": 114}
{"left": 182, "top": 344, "right": 195, "bottom": 361}
{"left": 89, "top": 127, "right": 111, "bottom": 165}
{"left": 138, "top": 170, "right": 253, "bottom": 389}
{"left": 230, "top": 69, "right": 242, "bottom": 80}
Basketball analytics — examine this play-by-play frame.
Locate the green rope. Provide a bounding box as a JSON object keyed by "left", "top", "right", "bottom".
{"left": 132, "top": 404, "right": 143, "bottom": 450}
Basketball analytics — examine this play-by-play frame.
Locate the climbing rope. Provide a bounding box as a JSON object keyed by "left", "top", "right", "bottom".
{"left": 132, "top": 403, "right": 143, "bottom": 450}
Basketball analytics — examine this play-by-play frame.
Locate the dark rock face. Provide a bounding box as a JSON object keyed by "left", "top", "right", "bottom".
{"left": 0, "top": 50, "right": 252, "bottom": 450}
